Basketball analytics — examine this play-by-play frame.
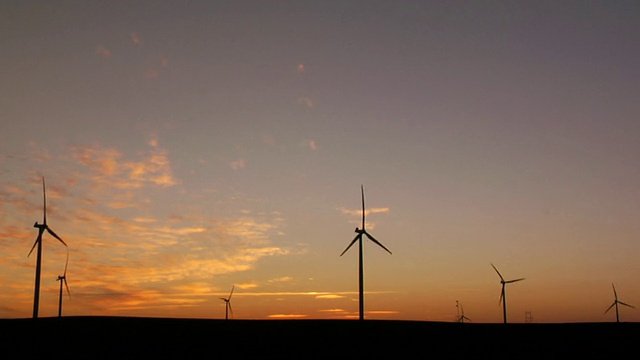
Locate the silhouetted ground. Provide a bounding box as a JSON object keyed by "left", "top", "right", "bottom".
{"left": 1, "top": 316, "right": 637, "bottom": 359}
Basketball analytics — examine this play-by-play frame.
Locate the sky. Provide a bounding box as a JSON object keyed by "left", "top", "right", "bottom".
{"left": 1, "top": 1, "right": 639, "bottom": 323}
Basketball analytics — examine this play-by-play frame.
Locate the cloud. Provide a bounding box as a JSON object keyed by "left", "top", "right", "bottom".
{"left": 96, "top": 45, "right": 112, "bottom": 58}
{"left": 297, "top": 97, "right": 314, "bottom": 109}
{"left": 296, "top": 63, "right": 305, "bottom": 73}
{"left": 71, "top": 136, "right": 179, "bottom": 189}
{"left": 229, "top": 159, "right": 246, "bottom": 170}
{"left": 145, "top": 69, "right": 160, "bottom": 80}
{"left": 130, "top": 32, "right": 142, "bottom": 45}
{"left": 304, "top": 139, "right": 318, "bottom": 151}
{"left": 340, "top": 207, "right": 390, "bottom": 217}
{"left": 268, "top": 314, "right": 308, "bottom": 318}
{"left": 315, "top": 294, "right": 345, "bottom": 299}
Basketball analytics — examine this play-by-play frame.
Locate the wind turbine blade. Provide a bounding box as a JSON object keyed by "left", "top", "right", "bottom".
{"left": 42, "top": 176, "right": 47, "bottom": 224}
{"left": 64, "top": 278, "right": 71, "bottom": 297}
{"left": 490, "top": 263, "right": 504, "bottom": 282}
{"left": 506, "top": 278, "right": 525, "bottom": 284}
{"left": 604, "top": 303, "right": 615, "bottom": 314}
{"left": 612, "top": 284, "right": 618, "bottom": 299}
{"left": 340, "top": 235, "right": 360, "bottom": 256}
{"left": 364, "top": 232, "right": 392, "bottom": 255}
{"left": 229, "top": 285, "right": 234, "bottom": 299}
{"left": 63, "top": 251, "right": 69, "bottom": 275}
{"left": 228, "top": 303, "right": 233, "bottom": 317}
{"left": 499, "top": 285, "right": 505, "bottom": 306}
{"left": 27, "top": 238, "right": 39, "bottom": 258}
{"left": 46, "top": 227, "right": 67, "bottom": 246}
{"left": 618, "top": 301, "right": 635, "bottom": 309}
{"left": 361, "top": 185, "right": 365, "bottom": 230}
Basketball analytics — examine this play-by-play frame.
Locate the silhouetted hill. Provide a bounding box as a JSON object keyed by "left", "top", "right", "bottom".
{"left": 1, "top": 316, "right": 637, "bottom": 359}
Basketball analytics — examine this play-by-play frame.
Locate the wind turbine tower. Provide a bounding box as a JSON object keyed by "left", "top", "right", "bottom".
{"left": 28, "top": 176, "right": 68, "bottom": 318}
{"left": 340, "top": 185, "right": 392, "bottom": 321}
{"left": 220, "top": 285, "right": 234, "bottom": 320}
{"left": 605, "top": 283, "right": 635, "bottom": 323}
{"left": 491, "top": 263, "right": 525, "bottom": 324}
{"left": 57, "top": 250, "right": 71, "bottom": 317}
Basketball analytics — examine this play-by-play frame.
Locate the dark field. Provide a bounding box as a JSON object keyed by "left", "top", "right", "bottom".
{"left": 1, "top": 316, "right": 637, "bottom": 359}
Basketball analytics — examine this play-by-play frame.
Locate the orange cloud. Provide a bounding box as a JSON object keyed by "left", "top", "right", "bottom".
{"left": 340, "top": 207, "right": 390, "bottom": 217}
{"left": 268, "top": 314, "right": 308, "bottom": 319}
{"left": 229, "top": 159, "right": 246, "bottom": 170}
{"left": 71, "top": 137, "right": 179, "bottom": 189}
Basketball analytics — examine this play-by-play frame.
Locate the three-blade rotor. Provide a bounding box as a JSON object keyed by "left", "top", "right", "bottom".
{"left": 28, "top": 177, "right": 67, "bottom": 258}
{"left": 58, "top": 251, "right": 71, "bottom": 298}
{"left": 220, "top": 285, "right": 234, "bottom": 319}
{"left": 340, "top": 185, "right": 392, "bottom": 256}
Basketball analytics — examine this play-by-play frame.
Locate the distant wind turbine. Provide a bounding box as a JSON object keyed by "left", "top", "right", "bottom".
{"left": 220, "top": 285, "right": 234, "bottom": 320}
{"left": 456, "top": 300, "right": 471, "bottom": 323}
{"left": 340, "top": 185, "right": 392, "bottom": 321}
{"left": 57, "top": 250, "right": 71, "bottom": 317}
{"left": 491, "top": 263, "right": 524, "bottom": 324}
{"left": 28, "top": 176, "right": 68, "bottom": 319}
{"left": 604, "top": 283, "right": 635, "bottom": 323}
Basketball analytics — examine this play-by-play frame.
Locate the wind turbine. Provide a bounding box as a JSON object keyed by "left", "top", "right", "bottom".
{"left": 491, "top": 263, "right": 524, "bottom": 324}
{"left": 56, "top": 250, "right": 71, "bottom": 317}
{"left": 28, "top": 176, "right": 68, "bottom": 318}
{"left": 604, "top": 283, "right": 635, "bottom": 323}
{"left": 220, "top": 285, "right": 234, "bottom": 320}
{"left": 456, "top": 300, "right": 471, "bottom": 323}
{"left": 340, "top": 185, "right": 392, "bottom": 321}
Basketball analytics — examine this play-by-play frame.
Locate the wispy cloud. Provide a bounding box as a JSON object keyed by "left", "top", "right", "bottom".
{"left": 297, "top": 96, "right": 314, "bottom": 109}
{"left": 268, "top": 314, "right": 308, "bottom": 318}
{"left": 340, "top": 207, "right": 390, "bottom": 217}
{"left": 71, "top": 136, "right": 179, "bottom": 190}
{"left": 229, "top": 159, "right": 246, "bottom": 170}
{"left": 130, "top": 32, "right": 142, "bottom": 45}
{"left": 95, "top": 45, "right": 112, "bottom": 58}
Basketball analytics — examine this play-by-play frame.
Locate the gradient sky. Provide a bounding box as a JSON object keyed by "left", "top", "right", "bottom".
{"left": 1, "top": 1, "right": 639, "bottom": 323}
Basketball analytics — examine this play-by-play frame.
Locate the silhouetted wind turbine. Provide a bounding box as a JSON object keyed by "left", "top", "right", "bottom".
{"left": 57, "top": 250, "right": 71, "bottom": 317}
{"left": 456, "top": 300, "right": 471, "bottom": 323}
{"left": 604, "top": 283, "right": 635, "bottom": 323}
{"left": 220, "top": 285, "right": 234, "bottom": 320}
{"left": 28, "top": 176, "right": 68, "bottom": 318}
{"left": 491, "top": 263, "right": 524, "bottom": 324}
{"left": 340, "top": 185, "right": 392, "bottom": 321}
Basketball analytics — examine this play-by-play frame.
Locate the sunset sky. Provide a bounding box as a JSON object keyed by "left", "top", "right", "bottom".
{"left": 1, "top": 1, "right": 639, "bottom": 323}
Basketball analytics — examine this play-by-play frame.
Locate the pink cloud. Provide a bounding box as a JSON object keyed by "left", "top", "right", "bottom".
{"left": 297, "top": 63, "right": 305, "bottom": 73}
{"left": 297, "top": 97, "right": 314, "bottom": 109}
{"left": 145, "top": 69, "right": 160, "bottom": 80}
{"left": 229, "top": 159, "right": 246, "bottom": 170}
{"left": 96, "top": 46, "right": 112, "bottom": 58}
{"left": 131, "top": 32, "right": 142, "bottom": 45}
